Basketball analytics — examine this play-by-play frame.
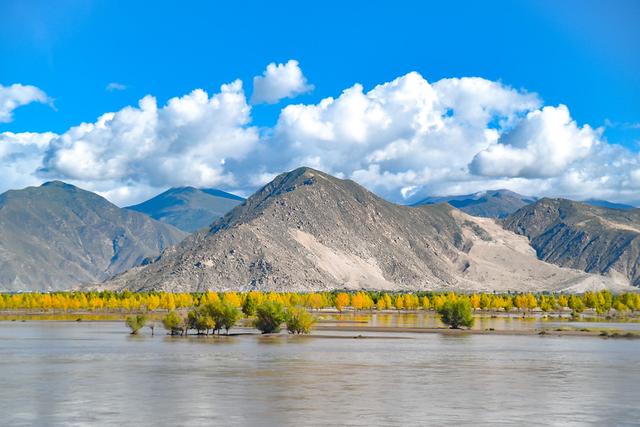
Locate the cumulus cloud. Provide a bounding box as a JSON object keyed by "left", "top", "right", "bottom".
{"left": 0, "top": 131, "right": 57, "bottom": 191}
{"left": 251, "top": 60, "right": 313, "bottom": 104}
{"left": 270, "top": 72, "right": 539, "bottom": 198}
{"left": 266, "top": 72, "right": 640, "bottom": 205}
{"left": 470, "top": 105, "right": 600, "bottom": 178}
{"left": 40, "top": 80, "right": 258, "bottom": 194}
{"left": 0, "top": 83, "right": 51, "bottom": 122}
{"left": 106, "top": 82, "right": 127, "bottom": 92}
{"left": 1, "top": 68, "right": 640, "bottom": 207}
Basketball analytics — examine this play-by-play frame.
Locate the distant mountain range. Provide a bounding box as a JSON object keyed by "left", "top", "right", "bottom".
{"left": 127, "top": 187, "right": 245, "bottom": 232}
{"left": 101, "top": 168, "right": 629, "bottom": 293}
{"left": 413, "top": 189, "right": 536, "bottom": 218}
{"left": 1, "top": 173, "right": 638, "bottom": 292}
{"left": 413, "top": 190, "right": 635, "bottom": 218}
{"left": 581, "top": 199, "right": 636, "bottom": 211}
{"left": 0, "top": 181, "right": 187, "bottom": 291}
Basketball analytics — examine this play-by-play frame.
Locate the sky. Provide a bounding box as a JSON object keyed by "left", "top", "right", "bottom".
{"left": 0, "top": 0, "right": 639, "bottom": 206}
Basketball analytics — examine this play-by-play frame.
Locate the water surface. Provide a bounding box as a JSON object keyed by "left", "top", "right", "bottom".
{"left": 1, "top": 321, "right": 639, "bottom": 426}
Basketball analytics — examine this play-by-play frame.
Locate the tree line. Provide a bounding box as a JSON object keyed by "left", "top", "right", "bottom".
{"left": 2, "top": 289, "right": 639, "bottom": 315}
{"left": 126, "top": 299, "right": 316, "bottom": 335}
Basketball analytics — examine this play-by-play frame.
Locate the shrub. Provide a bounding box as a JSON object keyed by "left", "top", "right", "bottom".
{"left": 286, "top": 307, "right": 316, "bottom": 334}
{"left": 437, "top": 298, "right": 474, "bottom": 329}
{"left": 204, "top": 301, "right": 242, "bottom": 335}
{"left": 125, "top": 314, "right": 147, "bottom": 334}
{"left": 187, "top": 305, "right": 216, "bottom": 335}
{"left": 254, "top": 301, "right": 286, "bottom": 334}
{"left": 162, "top": 310, "right": 186, "bottom": 335}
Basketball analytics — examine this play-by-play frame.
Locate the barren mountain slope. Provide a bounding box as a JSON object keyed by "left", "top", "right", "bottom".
{"left": 0, "top": 181, "right": 187, "bottom": 291}
{"left": 127, "top": 187, "right": 244, "bottom": 232}
{"left": 102, "top": 168, "right": 630, "bottom": 292}
{"left": 503, "top": 198, "right": 640, "bottom": 286}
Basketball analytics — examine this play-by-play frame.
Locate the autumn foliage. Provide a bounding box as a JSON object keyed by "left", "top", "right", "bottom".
{"left": 0, "top": 289, "right": 637, "bottom": 316}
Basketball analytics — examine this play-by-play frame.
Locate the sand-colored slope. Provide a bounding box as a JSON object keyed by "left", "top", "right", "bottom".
{"left": 450, "top": 211, "right": 632, "bottom": 292}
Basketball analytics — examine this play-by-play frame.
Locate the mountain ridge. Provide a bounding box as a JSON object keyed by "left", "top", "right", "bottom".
{"left": 127, "top": 186, "right": 244, "bottom": 232}
{"left": 412, "top": 189, "right": 537, "bottom": 218}
{"left": 0, "top": 181, "right": 187, "bottom": 291}
{"left": 101, "top": 167, "right": 629, "bottom": 293}
{"left": 503, "top": 198, "right": 640, "bottom": 286}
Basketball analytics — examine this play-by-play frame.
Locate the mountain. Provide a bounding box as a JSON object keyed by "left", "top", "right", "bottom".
{"left": 503, "top": 198, "right": 640, "bottom": 286}
{"left": 413, "top": 190, "right": 537, "bottom": 218}
{"left": 582, "top": 199, "right": 636, "bottom": 210}
{"left": 101, "top": 168, "right": 628, "bottom": 293}
{"left": 0, "top": 181, "right": 187, "bottom": 291}
{"left": 127, "top": 187, "right": 244, "bottom": 232}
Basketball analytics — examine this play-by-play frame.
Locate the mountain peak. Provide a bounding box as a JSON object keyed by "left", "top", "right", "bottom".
{"left": 0, "top": 182, "right": 186, "bottom": 291}
{"left": 255, "top": 167, "right": 331, "bottom": 200}
{"left": 41, "top": 180, "right": 76, "bottom": 190}
{"left": 127, "top": 185, "right": 245, "bottom": 232}
{"left": 276, "top": 166, "right": 326, "bottom": 185}
{"left": 413, "top": 189, "right": 535, "bottom": 218}
{"left": 104, "top": 167, "right": 630, "bottom": 293}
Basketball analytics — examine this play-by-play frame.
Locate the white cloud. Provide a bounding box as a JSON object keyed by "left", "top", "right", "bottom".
{"left": 0, "top": 83, "right": 51, "bottom": 122}
{"left": 469, "top": 105, "right": 600, "bottom": 178}
{"left": 0, "top": 131, "right": 57, "bottom": 191}
{"left": 433, "top": 77, "right": 540, "bottom": 126}
{"left": 266, "top": 72, "right": 640, "bottom": 205}
{"left": 39, "top": 80, "right": 259, "bottom": 201}
{"left": 1, "top": 68, "right": 640, "bottom": 207}
{"left": 251, "top": 60, "right": 313, "bottom": 104}
{"left": 106, "top": 82, "right": 127, "bottom": 92}
{"left": 270, "top": 72, "right": 538, "bottom": 198}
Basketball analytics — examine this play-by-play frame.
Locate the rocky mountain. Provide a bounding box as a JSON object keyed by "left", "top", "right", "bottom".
{"left": 503, "top": 198, "right": 640, "bottom": 286}
{"left": 127, "top": 187, "right": 244, "bottom": 232}
{"left": 413, "top": 190, "right": 537, "bottom": 218}
{"left": 102, "top": 168, "right": 628, "bottom": 293}
{"left": 0, "top": 181, "right": 187, "bottom": 291}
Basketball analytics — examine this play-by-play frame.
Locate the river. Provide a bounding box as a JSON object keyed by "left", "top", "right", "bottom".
{"left": 1, "top": 320, "right": 639, "bottom": 426}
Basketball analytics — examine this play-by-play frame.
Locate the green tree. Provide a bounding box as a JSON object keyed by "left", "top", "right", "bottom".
{"left": 205, "top": 301, "right": 242, "bottom": 335}
{"left": 125, "top": 314, "right": 147, "bottom": 334}
{"left": 568, "top": 295, "right": 585, "bottom": 314}
{"left": 613, "top": 300, "right": 629, "bottom": 315}
{"left": 540, "top": 295, "right": 557, "bottom": 312}
{"left": 502, "top": 296, "right": 514, "bottom": 312}
{"left": 187, "top": 306, "right": 215, "bottom": 335}
{"left": 242, "top": 293, "right": 258, "bottom": 316}
{"left": 286, "top": 307, "right": 316, "bottom": 334}
{"left": 162, "top": 310, "right": 187, "bottom": 335}
{"left": 254, "top": 301, "right": 286, "bottom": 334}
{"left": 437, "top": 298, "right": 474, "bottom": 329}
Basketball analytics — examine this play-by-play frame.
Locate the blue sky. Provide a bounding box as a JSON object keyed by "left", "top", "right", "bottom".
{"left": 0, "top": 0, "right": 639, "bottom": 205}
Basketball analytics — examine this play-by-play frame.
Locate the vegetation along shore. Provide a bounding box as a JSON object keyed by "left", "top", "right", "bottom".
{"left": 2, "top": 290, "right": 639, "bottom": 339}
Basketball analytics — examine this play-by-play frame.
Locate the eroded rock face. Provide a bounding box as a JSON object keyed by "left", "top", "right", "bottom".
{"left": 103, "top": 167, "right": 630, "bottom": 293}
{"left": 503, "top": 198, "right": 640, "bottom": 286}
{"left": 0, "top": 181, "right": 187, "bottom": 291}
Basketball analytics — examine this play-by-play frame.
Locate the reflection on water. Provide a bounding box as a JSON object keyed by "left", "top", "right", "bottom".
{"left": 319, "top": 311, "right": 640, "bottom": 331}
{"left": 1, "top": 321, "right": 639, "bottom": 426}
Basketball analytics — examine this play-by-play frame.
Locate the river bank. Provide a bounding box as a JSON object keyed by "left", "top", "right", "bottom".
{"left": 2, "top": 310, "right": 639, "bottom": 339}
